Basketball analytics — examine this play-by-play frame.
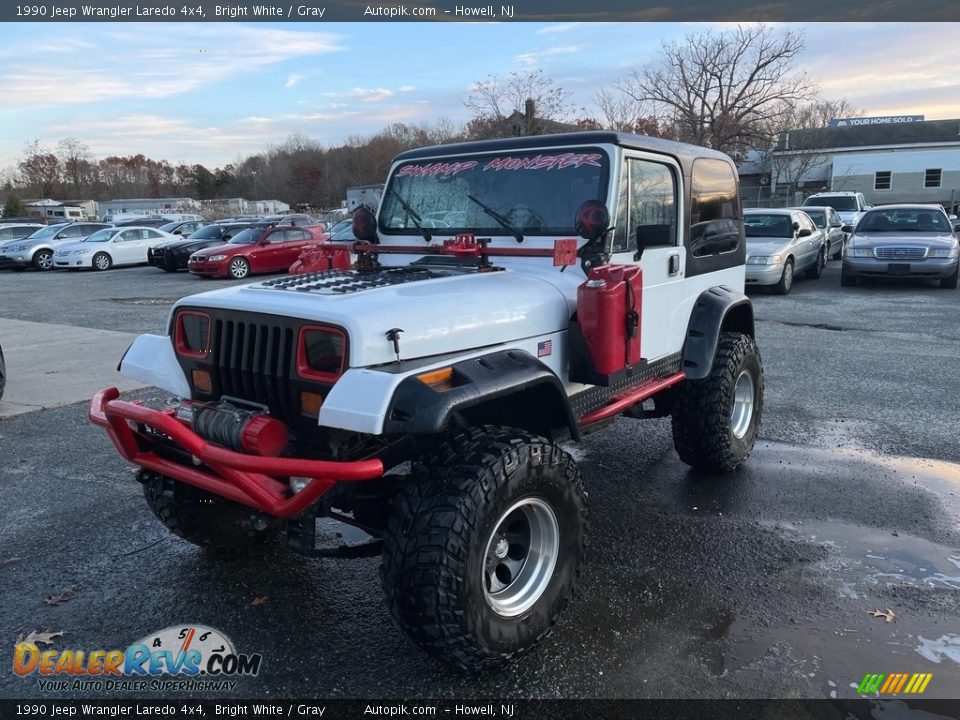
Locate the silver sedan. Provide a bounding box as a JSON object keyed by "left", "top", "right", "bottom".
{"left": 744, "top": 209, "right": 827, "bottom": 295}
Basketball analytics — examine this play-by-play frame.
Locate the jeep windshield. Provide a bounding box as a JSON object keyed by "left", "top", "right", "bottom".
{"left": 381, "top": 148, "right": 610, "bottom": 237}
{"left": 806, "top": 196, "right": 857, "bottom": 212}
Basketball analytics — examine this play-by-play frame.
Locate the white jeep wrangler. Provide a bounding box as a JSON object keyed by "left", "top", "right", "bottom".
{"left": 91, "top": 132, "right": 764, "bottom": 671}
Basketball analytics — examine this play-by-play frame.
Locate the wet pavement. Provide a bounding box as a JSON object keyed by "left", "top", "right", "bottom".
{"left": 1, "top": 262, "right": 959, "bottom": 699}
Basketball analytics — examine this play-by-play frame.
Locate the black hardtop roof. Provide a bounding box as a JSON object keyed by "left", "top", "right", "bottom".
{"left": 393, "top": 131, "right": 734, "bottom": 169}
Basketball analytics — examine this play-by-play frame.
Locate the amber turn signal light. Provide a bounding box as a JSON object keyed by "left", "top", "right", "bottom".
{"left": 300, "top": 391, "right": 324, "bottom": 416}
{"left": 417, "top": 367, "right": 455, "bottom": 392}
{"left": 191, "top": 369, "right": 212, "bottom": 393}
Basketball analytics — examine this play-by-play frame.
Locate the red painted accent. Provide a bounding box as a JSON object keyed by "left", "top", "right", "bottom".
{"left": 579, "top": 372, "right": 686, "bottom": 427}
{"left": 239, "top": 415, "right": 289, "bottom": 457}
{"left": 553, "top": 239, "right": 577, "bottom": 266}
{"left": 289, "top": 244, "right": 352, "bottom": 274}
{"left": 173, "top": 310, "right": 211, "bottom": 359}
{"left": 89, "top": 388, "right": 384, "bottom": 518}
{"left": 577, "top": 265, "right": 643, "bottom": 375}
{"left": 296, "top": 325, "right": 348, "bottom": 382}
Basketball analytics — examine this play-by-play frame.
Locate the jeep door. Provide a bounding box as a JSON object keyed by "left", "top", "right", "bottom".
{"left": 609, "top": 153, "right": 685, "bottom": 361}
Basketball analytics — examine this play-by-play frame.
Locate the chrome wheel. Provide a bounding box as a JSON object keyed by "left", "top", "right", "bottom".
{"left": 229, "top": 258, "right": 249, "bottom": 279}
{"left": 782, "top": 262, "right": 793, "bottom": 290}
{"left": 93, "top": 253, "right": 111, "bottom": 271}
{"left": 731, "top": 370, "right": 755, "bottom": 440}
{"left": 483, "top": 497, "right": 559, "bottom": 618}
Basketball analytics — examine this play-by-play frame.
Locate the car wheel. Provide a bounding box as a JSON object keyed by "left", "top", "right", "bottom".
{"left": 228, "top": 257, "right": 249, "bottom": 279}
{"left": 805, "top": 249, "right": 825, "bottom": 280}
{"left": 92, "top": 252, "right": 112, "bottom": 271}
{"left": 671, "top": 332, "right": 764, "bottom": 472}
{"left": 832, "top": 241, "right": 843, "bottom": 261}
{"left": 941, "top": 265, "right": 959, "bottom": 289}
{"left": 31, "top": 249, "right": 54, "bottom": 271}
{"left": 840, "top": 270, "right": 857, "bottom": 287}
{"left": 381, "top": 426, "right": 586, "bottom": 671}
{"left": 773, "top": 258, "right": 794, "bottom": 295}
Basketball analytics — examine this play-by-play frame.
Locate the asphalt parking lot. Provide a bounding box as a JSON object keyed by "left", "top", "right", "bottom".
{"left": 1, "top": 261, "right": 959, "bottom": 700}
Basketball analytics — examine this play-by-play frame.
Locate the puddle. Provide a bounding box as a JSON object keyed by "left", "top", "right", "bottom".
{"left": 914, "top": 635, "right": 960, "bottom": 665}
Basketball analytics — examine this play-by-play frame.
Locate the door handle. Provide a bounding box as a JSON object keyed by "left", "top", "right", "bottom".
{"left": 668, "top": 254, "right": 681, "bottom": 276}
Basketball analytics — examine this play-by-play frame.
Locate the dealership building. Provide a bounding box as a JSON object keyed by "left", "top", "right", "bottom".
{"left": 768, "top": 116, "right": 960, "bottom": 209}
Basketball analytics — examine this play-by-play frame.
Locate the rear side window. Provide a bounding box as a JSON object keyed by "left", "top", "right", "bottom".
{"left": 690, "top": 159, "right": 741, "bottom": 258}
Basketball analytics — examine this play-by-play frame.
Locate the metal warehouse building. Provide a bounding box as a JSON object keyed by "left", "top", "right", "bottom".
{"left": 770, "top": 118, "right": 960, "bottom": 209}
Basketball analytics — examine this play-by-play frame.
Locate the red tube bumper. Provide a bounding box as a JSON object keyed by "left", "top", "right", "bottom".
{"left": 89, "top": 387, "right": 384, "bottom": 518}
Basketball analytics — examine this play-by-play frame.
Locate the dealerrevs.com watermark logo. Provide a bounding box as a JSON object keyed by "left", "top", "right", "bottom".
{"left": 13, "top": 625, "right": 261, "bottom": 692}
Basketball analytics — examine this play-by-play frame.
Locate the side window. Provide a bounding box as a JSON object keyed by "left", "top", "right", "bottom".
{"left": 690, "top": 158, "right": 741, "bottom": 258}
{"left": 119, "top": 230, "right": 138, "bottom": 242}
{"left": 612, "top": 158, "right": 677, "bottom": 253}
{"left": 59, "top": 226, "right": 83, "bottom": 238}
{"left": 288, "top": 229, "right": 311, "bottom": 242}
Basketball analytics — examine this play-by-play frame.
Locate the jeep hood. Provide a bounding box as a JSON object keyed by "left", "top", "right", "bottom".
{"left": 174, "top": 266, "right": 578, "bottom": 367}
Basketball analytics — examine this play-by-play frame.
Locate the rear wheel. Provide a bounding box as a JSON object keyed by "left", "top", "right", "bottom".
{"left": 228, "top": 257, "right": 249, "bottom": 279}
{"left": 805, "top": 249, "right": 825, "bottom": 280}
{"left": 381, "top": 426, "right": 586, "bottom": 671}
{"left": 773, "top": 258, "right": 794, "bottom": 295}
{"left": 142, "top": 473, "right": 280, "bottom": 551}
{"left": 941, "top": 265, "right": 959, "bottom": 289}
{"left": 31, "top": 249, "right": 54, "bottom": 271}
{"left": 92, "top": 252, "right": 112, "bottom": 271}
{"left": 672, "top": 332, "right": 764, "bottom": 472}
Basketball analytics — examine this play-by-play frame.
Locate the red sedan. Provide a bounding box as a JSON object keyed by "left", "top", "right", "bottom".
{"left": 187, "top": 225, "right": 326, "bottom": 279}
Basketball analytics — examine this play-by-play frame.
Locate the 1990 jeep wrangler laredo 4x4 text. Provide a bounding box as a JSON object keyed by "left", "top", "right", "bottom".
{"left": 91, "top": 132, "right": 763, "bottom": 671}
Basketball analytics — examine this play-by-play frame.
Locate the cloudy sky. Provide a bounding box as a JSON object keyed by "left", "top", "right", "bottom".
{"left": 0, "top": 21, "right": 957, "bottom": 173}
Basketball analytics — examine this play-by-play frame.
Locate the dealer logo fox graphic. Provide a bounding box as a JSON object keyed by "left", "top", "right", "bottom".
{"left": 13, "top": 625, "right": 261, "bottom": 692}
{"left": 858, "top": 672, "right": 933, "bottom": 695}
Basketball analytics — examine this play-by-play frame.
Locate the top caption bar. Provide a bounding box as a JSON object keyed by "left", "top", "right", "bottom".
{"left": 2, "top": 0, "right": 958, "bottom": 22}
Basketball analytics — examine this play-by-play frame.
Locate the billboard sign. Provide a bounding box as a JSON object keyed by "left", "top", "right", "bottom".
{"left": 829, "top": 115, "right": 925, "bottom": 127}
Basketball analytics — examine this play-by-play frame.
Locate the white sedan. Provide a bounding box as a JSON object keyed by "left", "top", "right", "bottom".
{"left": 54, "top": 227, "right": 177, "bottom": 271}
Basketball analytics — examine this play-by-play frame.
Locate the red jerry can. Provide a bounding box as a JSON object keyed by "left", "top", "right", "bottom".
{"left": 576, "top": 265, "right": 642, "bottom": 375}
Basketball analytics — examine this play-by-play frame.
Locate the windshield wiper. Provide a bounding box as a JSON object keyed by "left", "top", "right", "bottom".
{"left": 467, "top": 194, "right": 523, "bottom": 243}
{"left": 388, "top": 189, "right": 432, "bottom": 242}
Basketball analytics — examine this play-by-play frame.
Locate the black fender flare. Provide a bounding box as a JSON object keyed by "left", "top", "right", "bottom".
{"left": 681, "top": 286, "right": 755, "bottom": 380}
{"left": 382, "top": 349, "right": 579, "bottom": 441}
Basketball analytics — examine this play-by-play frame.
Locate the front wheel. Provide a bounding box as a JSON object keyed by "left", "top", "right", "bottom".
{"left": 773, "top": 258, "right": 794, "bottom": 295}
{"left": 840, "top": 269, "right": 857, "bottom": 287}
{"left": 381, "top": 426, "right": 587, "bottom": 671}
{"left": 92, "top": 252, "right": 112, "bottom": 271}
{"left": 941, "top": 265, "right": 959, "bottom": 289}
{"left": 32, "top": 249, "right": 54, "bottom": 271}
{"left": 671, "top": 332, "right": 764, "bottom": 472}
{"left": 228, "top": 257, "right": 249, "bottom": 279}
{"left": 805, "top": 249, "right": 825, "bottom": 280}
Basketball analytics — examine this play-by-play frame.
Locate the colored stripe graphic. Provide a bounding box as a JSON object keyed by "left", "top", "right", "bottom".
{"left": 858, "top": 672, "right": 932, "bottom": 694}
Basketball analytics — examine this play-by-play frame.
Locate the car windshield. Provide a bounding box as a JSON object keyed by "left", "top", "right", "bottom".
{"left": 381, "top": 148, "right": 610, "bottom": 236}
{"left": 803, "top": 210, "right": 826, "bottom": 227}
{"left": 85, "top": 229, "right": 117, "bottom": 242}
{"left": 158, "top": 222, "right": 181, "bottom": 232}
{"left": 807, "top": 196, "right": 857, "bottom": 212}
{"left": 744, "top": 214, "right": 793, "bottom": 238}
{"left": 23, "top": 225, "right": 64, "bottom": 240}
{"left": 856, "top": 209, "right": 952, "bottom": 233}
{"left": 227, "top": 228, "right": 260, "bottom": 244}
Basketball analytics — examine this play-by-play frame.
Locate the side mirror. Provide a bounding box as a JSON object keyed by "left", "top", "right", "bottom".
{"left": 841, "top": 224, "right": 853, "bottom": 234}
{"left": 574, "top": 200, "right": 610, "bottom": 242}
{"left": 352, "top": 206, "right": 378, "bottom": 243}
{"left": 797, "top": 228, "right": 812, "bottom": 238}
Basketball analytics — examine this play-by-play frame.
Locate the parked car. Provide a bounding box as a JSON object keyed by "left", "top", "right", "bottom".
{"left": 158, "top": 220, "right": 207, "bottom": 238}
{"left": 744, "top": 208, "right": 826, "bottom": 294}
{"left": 803, "top": 191, "right": 871, "bottom": 228}
{"left": 0, "top": 223, "right": 46, "bottom": 243}
{"left": 788, "top": 205, "right": 845, "bottom": 260}
{"left": 148, "top": 222, "right": 259, "bottom": 272}
{"left": 841, "top": 204, "right": 960, "bottom": 288}
{"left": 262, "top": 213, "right": 321, "bottom": 227}
{"left": 112, "top": 217, "right": 172, "bottom": 228}
{"left": 54, "top": 226, "right": 177, "bottom": 271}
{"left": 188, "top": 225, "right": 324, "bottom": 279}
{"left": 0, "top": 222, "right": 111, "bottom": 270}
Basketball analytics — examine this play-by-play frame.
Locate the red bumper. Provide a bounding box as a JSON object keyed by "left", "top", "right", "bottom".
{"left": 89, "top": 388, "right": 384, "bottom": 518}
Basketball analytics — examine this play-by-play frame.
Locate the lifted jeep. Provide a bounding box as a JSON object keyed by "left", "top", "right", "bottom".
{"left": 91, "top": 132, "right": 763, "bottom": 671}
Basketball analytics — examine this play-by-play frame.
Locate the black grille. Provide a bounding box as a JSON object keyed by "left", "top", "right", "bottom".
{"left": 211, "top": 319, "right": 296, "bottom": 416}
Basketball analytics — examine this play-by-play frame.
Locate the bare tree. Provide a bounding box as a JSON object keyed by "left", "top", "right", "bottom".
{"left": 19, "top": 140, "right": 61, "bottom": 198}
{"left": 57, "top": 138, "right": 92, "bottom": 198}
{"left": 619, "top": 25, "right": 815, "bottom": 158}
{"left": 465, "top": 69, "right": 572, "bottom": 123}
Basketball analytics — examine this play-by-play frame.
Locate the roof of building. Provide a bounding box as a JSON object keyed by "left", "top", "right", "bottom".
{"left": 776, "top": 118, "right": 960, "bottom": 152}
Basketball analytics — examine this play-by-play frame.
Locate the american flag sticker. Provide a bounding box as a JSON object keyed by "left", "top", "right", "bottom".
{"left": 537, "top": 339, "right": 552, "bottom": 357}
